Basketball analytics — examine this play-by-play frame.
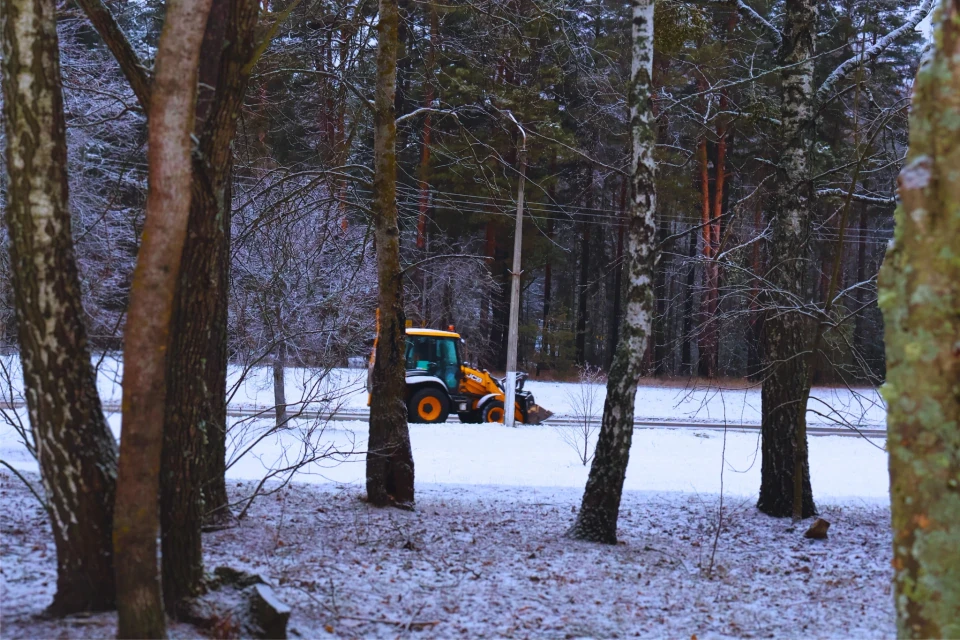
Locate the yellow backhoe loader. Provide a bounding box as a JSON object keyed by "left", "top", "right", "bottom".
{"left": 367, "top": 326, "right": 553, "bottom": 424}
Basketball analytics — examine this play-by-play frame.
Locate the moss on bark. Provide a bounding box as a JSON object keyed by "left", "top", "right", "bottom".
{"left": 878, "top": 1, "right": 960, "bottom": 636}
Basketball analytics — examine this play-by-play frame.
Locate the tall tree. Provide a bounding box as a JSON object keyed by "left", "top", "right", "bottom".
{"left": 568, "top": 0, "right": 656, "bottom": 544}
{"left": 757, "top": 0, "right": 818, "bottom": 519}
{"left": 160, "top": 0, "right": 260, "bottom": 614}
{"left": 0, "top": 0, "right": 118, "bottom": 615}
{"left": 879, "top": 0, "right": 960, "bottom": 635}
{"left": 112, "top": 0, "right": 212, "bottom": 636}
{"left": 366, "top": 0, "right": 415, "bottom": 507}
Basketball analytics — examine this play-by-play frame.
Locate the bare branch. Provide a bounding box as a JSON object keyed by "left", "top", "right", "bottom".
{"left": 816, "top": 0, "right": 934, "bottom": 104}
{"left": 74, "top": 0, "right": 152, "bottom": 109}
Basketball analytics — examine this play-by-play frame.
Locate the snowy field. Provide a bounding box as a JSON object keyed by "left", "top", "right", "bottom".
{"left": 0, "top": 355, "right": 887, "bottom": 427}
{"left": 1, "top": 472, "right": 895, "bottom": 638}
{"left": 1, "top": 417, "right": 890, "bottom": 502}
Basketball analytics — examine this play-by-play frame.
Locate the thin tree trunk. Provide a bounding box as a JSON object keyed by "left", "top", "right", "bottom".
{"left": 758, "top": 0, "right": 817, "bottom": 519}
{"left": 696, "top": 132, "right": 715, "bottom": 377}
{"left": 706, "top": 94, "right": 728, "bottom": 376}
{"left": 273, "top": 340, "right": 287, "bottom": 426}
{"left": 568, "top": 0, "right": 656, "bottom": 544}
{"left": 879, "top": 3, "right": 960, "bottom": 634}
{"left": 0, "top": 0, "right": 119, "bottom": 614}
{"left": 159, "top": 0, "right": 258, "bottom": 615}
{"left": 575, "top": 173, "right": 592, "bottom": 365}
{"left": 853, "top": 205, "right": 868, "bottom": 376}
{"left": 415, "top": 4, "right": 437, "bottom": 325}
{"left": 366, "top": 0, "right": 415, "bottom": 508}
{"left": 114, "top": 1, "right": 211, "bottom": 636}
{"left": 681, "top": 228, "right": 696, "bottom": 375}
{"left": 748, "top": 194, "right": 764, "bottom": 379}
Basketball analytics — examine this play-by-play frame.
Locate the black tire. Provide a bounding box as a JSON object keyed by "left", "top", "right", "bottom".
{"left": 481, "top": 400, "right": 506, "bottom": 424}
{"left": 458, "top": 410, "right": 483, "bottom": 424}
{"left": 407, "top": 388, "right": 450, "bottom": 424}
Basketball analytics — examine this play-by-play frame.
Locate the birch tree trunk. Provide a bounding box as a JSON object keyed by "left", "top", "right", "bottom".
{"left": 159, "top": 0, "right": 258, "bottom": 614}
{"left": 0, "top": 0, "right": 119, "bottom": 614}
{"left": 757, "top": 0, "right": 817, "bottom": 519}
{"left": 366, "top": 0, "right": 415, "bottom": 508}
{"left": 113, "top": 0, "right": 211, "bottom": 636}
{"left": 568, "top": 0, "right": 655, "bottom": 544}
{"left": 879, "top": 2, "right": 960, "bottom": 634}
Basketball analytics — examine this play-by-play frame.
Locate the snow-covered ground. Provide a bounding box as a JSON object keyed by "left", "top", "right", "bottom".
{"left": 0, "top": 356, "right": 894, "bottom": 637}
{"left": 1, "top": 417, "right": 889, "bottom": 503}
{"left": 1, "top": 473, "right": 895, "bottom": 639}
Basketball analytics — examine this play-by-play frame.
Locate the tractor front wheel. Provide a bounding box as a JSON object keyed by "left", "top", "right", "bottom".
{"left": 408, "top": 388, "right": 450, "bottom": 424}
{"left": 481, "top": 400, "right": 506, "bottom": 424}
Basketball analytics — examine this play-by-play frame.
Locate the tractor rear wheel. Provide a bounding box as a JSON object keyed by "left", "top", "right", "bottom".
{"left": 408, "top": 388, "right": 449, "bottom": 424}
{"left": 481, "top": 400, "right": 506, "bottom": 424}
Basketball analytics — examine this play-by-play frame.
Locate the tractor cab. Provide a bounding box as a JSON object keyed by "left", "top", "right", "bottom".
{"left": 405, "top": 329, "right": 463, "bottom": 391}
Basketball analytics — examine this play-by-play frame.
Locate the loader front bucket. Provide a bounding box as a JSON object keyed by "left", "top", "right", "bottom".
{"left": 525, "top": 404, "right": 554, "bottom": 425}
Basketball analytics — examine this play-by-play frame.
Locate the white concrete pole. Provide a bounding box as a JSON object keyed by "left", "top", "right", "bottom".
{"left": 504, "top": 111, "right": 526, "bottom": 428}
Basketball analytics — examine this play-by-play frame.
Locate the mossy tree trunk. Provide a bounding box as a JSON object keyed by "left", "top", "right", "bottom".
{"left": 366, "top": 0, "right": 415, "bottom": 508}
{"left": 0, "top": 0, "right": 119, "bottom": 615}
{"left": 568, "top": 0, "right": 656, "bottom": 545}
{"left": 113, "top": 1, "right": 212, "bottom": 636}
{"left": 757, "top": 0, "right": 817, "bottom": 520}
{"left": 878, "top": 1, "right": 960, "bottom": 635}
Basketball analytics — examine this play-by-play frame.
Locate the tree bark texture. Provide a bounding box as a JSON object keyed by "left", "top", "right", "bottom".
{"left": 273, "top": 340, "right": 288, "bottom": 426}
{"left": 0, "top": 0, "right": 119, "bottom": 614}
{"left": 878, "top": 2, "right": 960, "bottom": 635}
{"left": 113, "top": 1, "right": 212, "bottom": 636}
{"left": 159, "top": 0, "right": 258, "bottom": 614}
{"left": 366, "top": 0, "right": 415, "bottom": 508}
{"left": 757, "top": 0, "right": 817, "bottom": 519}
{"left": 568, "top": 0, "right": 656, "bottom": 545}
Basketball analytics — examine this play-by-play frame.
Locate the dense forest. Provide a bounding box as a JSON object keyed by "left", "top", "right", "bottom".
{"left": 0, "top": 0, "right": 926, "bottom": 382}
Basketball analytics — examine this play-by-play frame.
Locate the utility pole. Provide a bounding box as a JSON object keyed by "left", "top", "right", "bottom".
{"left": 504, "top": 111, "right": 526, "bottom": 428}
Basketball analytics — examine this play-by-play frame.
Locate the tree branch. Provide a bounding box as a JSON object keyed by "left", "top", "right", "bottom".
{"left": 816, "top": 188, "right": 895, "bottom": 206}
{"left": 816, "top": 0, "right": 934, "bottom": 104}
{"left": 74, "top": 0, "right": 152, "bottom": 109}
{"left": 0, "top": 460, "right": 48, "bottom": 508}
{"left": 729, "top": 0, "right": 783, "bottom": 48}
{"left": 401, "top": 253, "right": 491, "bottom": 274}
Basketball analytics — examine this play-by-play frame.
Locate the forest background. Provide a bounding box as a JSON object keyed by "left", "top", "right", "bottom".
{"left": 0, "top": 0, "right": 926, "bottom": 385}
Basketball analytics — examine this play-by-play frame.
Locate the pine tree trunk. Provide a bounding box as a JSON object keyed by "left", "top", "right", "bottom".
{"left": 114, "top": 1, "right": 211, "bottom": 636}
{"left": 0, "top": 0, "right": 119, "bottom": 614}
{"left": 757, "top": 0, "right": 817, "bottom": 519}
{"left": 568, "top": 0, "right": 655, "bottom": 544}
{"left": 696, "top": 131, "right": 715, "bottom": 377}
{"left": 879, "top": 3, "right": 960, "bottom": 634}
{"left": 159, "top": 0, "right": 258, "bottom": 615}
{"left": 366, "top": 0, "right": 415, "bottom": 508}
